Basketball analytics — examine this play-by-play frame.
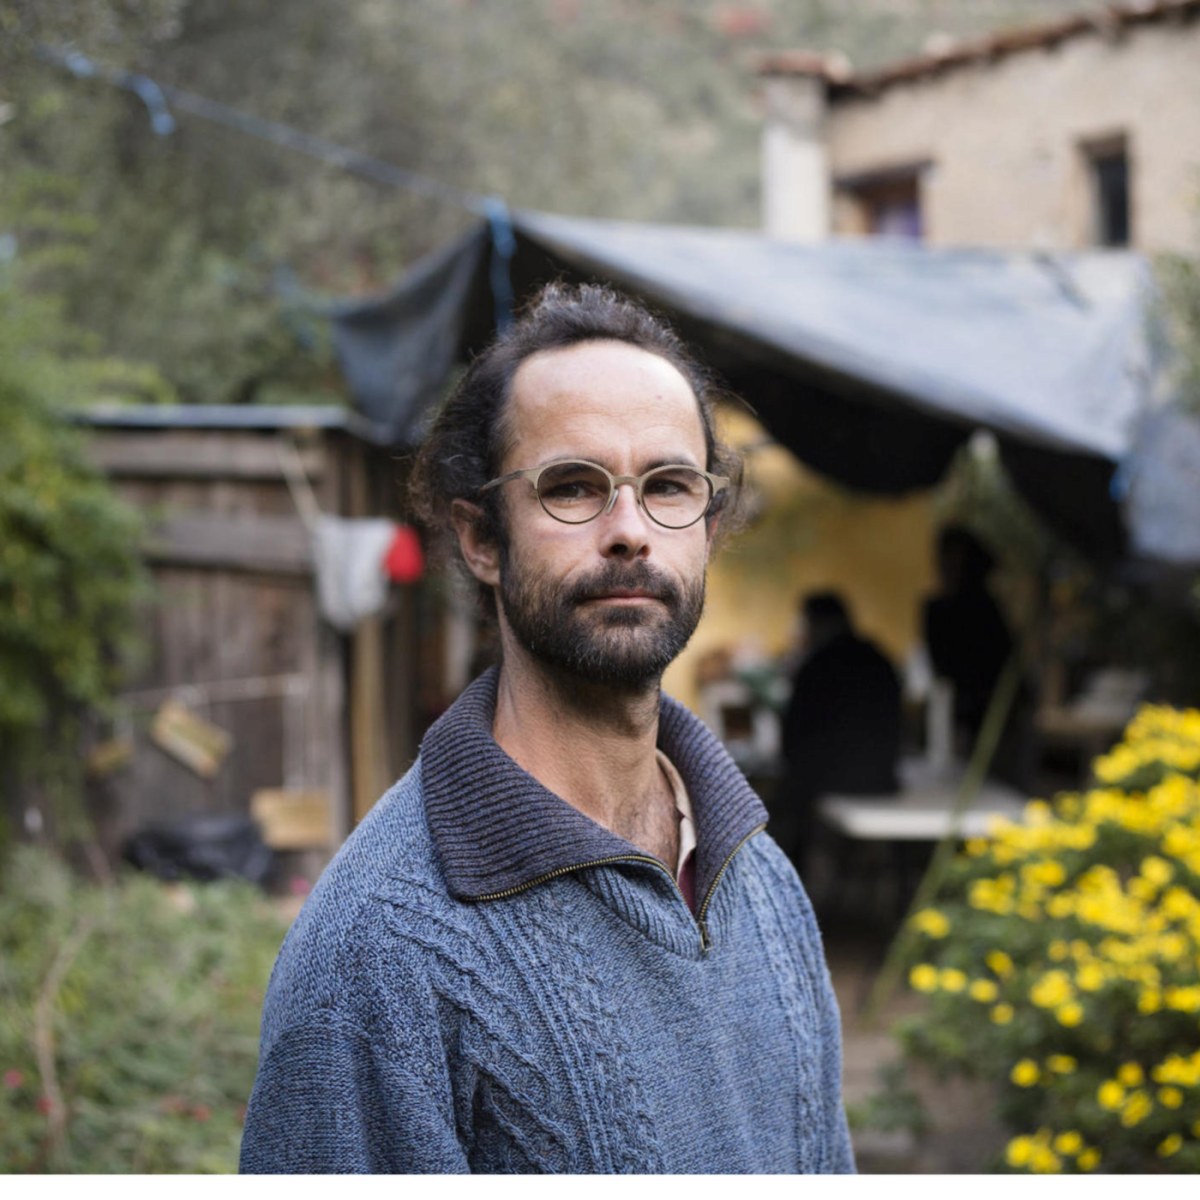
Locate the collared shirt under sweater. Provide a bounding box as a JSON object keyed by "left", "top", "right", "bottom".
{"left": 239, "top": 667, "right": 856, "bottom": 1174}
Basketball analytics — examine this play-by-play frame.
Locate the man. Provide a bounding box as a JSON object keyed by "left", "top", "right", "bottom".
{"left": 772, "top": 591, "right": 902, "bottom": 875}
{"left": 240, "top": 283, "right": 854, "bottom": 1174}
{"left": 777, "top": 590, "right": 902, "bottom": 835}
{"left": 923, "top": 525, "right": 1034, "bottom": 789}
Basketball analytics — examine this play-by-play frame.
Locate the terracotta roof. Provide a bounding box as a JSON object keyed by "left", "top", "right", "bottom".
{"left": 758, "top": 0, "right": 1200, "bottom": 97}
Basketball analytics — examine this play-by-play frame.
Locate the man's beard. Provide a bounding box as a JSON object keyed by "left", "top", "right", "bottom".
{"left": 497, "top": 550, "right": 706, "bottom": 689}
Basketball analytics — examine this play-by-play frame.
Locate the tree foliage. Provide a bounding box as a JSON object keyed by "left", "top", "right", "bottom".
{"left": 0, "top": 0, "right": 1087, "bottom": 408}
{"left": 0, "top": 171, "right": 160, "bottom": 819}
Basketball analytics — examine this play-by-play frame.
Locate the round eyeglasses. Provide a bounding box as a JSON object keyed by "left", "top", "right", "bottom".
{"left": 478, "top": 459, "right": 730, "bottom": 529}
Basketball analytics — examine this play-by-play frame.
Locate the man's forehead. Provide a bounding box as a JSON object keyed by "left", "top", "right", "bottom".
{"left": 516, "top": 338, "right": 696, "bottom": 388}
{"left": 504, "top": 342, "right": 706, "bottom": 467}
{"left": 508, "top": 340, "right": 701, "bottom": 420}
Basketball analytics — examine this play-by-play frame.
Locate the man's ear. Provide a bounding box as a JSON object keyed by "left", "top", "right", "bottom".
{"left": 451, "top": 499, "right": 501, "bottom": 587}
{"left": 705, "top": 511, "right": 722, "bottom": 555}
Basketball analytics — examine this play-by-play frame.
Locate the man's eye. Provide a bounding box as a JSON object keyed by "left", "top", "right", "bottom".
{"left": 542, "top": 478, "right": 606, "bottom": 500}
{"left": 645, "top": 478, "right": 686, "bottom": 496}
{"left": 645, "top": 470, "right": 705, "bottom": 498}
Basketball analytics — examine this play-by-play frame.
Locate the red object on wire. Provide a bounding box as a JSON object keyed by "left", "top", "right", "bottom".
{"left": 383, "top": 524, "right": 424, "bottom": 583}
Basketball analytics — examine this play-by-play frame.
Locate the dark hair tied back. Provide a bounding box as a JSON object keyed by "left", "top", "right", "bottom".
{"left": 408, "top": 282, "right": 743, "bottom": 583}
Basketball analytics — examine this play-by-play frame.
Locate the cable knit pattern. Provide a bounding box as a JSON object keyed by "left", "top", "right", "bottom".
{"left": 240, "top": 673, "right": 855, "bottom": 1174}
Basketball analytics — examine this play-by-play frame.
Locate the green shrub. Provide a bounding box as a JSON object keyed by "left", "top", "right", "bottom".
{"left": 899, "top": 705, "right": 1200, "bottom": 1173}
{"left": 0, "top": 847, "right": 287, "bottom": 1173}
{"left": 0, "top": 171, "right": 167, "bottom": 827}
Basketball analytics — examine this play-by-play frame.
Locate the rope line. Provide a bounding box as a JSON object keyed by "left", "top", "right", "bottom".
{"left": 34, "top": 44, "right": 518, "bottom": 326}
{"left": 37, "top": 45, "right": 492, "bottom": 216}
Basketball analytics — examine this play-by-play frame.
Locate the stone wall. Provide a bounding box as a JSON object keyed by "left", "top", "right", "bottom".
{"left": 822, "top": 18, "right": 1200, "bottom": 251}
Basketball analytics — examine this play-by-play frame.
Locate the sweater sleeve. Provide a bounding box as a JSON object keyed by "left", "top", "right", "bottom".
{"left": 239, "top": 1016, "right": 470, "bottom": 1174}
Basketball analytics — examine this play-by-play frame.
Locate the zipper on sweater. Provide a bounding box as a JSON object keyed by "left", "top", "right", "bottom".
{"left": 473, "top": 855, "right": 673, "bottom": 902}
{"left": 694, "top": 823, "right": 766, "bottom": 953}
{"left": 474, "top": 823, "right": 766, "bottom": 954}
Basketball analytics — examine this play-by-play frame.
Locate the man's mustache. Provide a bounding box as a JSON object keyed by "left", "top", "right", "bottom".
{"left": 565, "top": 563, "right": 680, "bottom": 607}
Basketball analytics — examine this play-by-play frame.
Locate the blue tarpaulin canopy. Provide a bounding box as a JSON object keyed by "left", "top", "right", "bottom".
{"left": 330, "top": 212, "right": 1192, "bottom": 561}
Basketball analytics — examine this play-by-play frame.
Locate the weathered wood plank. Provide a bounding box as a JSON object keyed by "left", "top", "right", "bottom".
{"left": 145, "top": 512, "right": 312, "bottom": 574}
{"left": 87, "top": 431, "right": 325, "bottom": 480}
{"left": 250, "top": 789, "right": 332, "bottom": 850}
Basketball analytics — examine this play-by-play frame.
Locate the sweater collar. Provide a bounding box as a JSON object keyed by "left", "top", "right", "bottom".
{"left": 420, "top": 666, "right": 767, "bottom": 904}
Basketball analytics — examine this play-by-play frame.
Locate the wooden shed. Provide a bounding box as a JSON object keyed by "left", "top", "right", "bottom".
{"left": 78, "top": 405, "right": 455, "bottom": 876}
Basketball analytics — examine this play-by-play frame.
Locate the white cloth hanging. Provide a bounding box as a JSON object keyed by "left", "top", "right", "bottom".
{"left": 309, "top": 515, "right": 398, "bottom": 632}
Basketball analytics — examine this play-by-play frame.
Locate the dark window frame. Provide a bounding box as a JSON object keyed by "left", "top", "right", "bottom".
{"left": 1082, "top": 133, "right": 1131, "bottom": 248}
{"left": 834, "top": 160, "right": 931, "bottom": 242}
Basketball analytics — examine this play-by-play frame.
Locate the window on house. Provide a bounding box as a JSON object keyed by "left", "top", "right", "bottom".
{"left": 835, "top": 164, "right": 927, "bottom": 241}
{"left": 1085, "top": 137, "right": 1130, "bottom": 247}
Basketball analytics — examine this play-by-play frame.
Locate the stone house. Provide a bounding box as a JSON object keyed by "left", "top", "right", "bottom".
{"left": 759, "top": 0, "right": 1200, "bottom": 252}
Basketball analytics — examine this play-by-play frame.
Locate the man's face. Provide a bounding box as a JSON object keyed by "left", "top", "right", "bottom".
{"left": 490, "top": 339, "right": 712, "bottom": 689}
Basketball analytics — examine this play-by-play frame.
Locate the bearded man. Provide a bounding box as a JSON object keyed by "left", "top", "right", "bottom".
{"left": 240, "top": 283, "right": 855, "bottom": 1174}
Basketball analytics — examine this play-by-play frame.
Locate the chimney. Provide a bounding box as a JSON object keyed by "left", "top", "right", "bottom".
{"left": 759, "top": 53, "right": 840, "bottom": 243}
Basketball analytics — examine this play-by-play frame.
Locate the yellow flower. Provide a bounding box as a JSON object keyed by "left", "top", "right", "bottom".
{"left": 1129, "top": 877, "right": 1155, "bottom": 902}
{"left": 1055, "top": 1002, "right": 1084, "bottom": 1027}
{"left": 1158, "top": 1086, "right": 1184, "bottom": 1108}
{"left": 911, "top": 908, "right": 950, "bottom": 938}
{"left": 1158, "top": 1134, "right": 1183, "bottom": 1158}
{"left": 1011, "top": 1059, "right": 1040, "bottom": 1087}
{"left": 1048, "top": 940, "right": 1069, "bottom": 961}
{"left": 1053, "top": 1131, "right": 1082, "bottom": 1155}
{"left": 1005, "top": 1136, "right": 1034, "bottom": 1168}
{"left": 1076, "top": 962, "right": 1106, "bottom": 992}
{"left": 1098, "top": 1080, "right": 1125, "bottom": 1110}
{"left": 1139, "top": 988, "right": 1162, "bottom": 1014}
{"left": 939, "top": 967, "right": 967, "bottom": 993}
{"left": 1077, "top": 1148, "right": 1100, "bottom": 1171}
{"left": 1047, "top": 1055, "right": 1077, "bottom": 1074}
{"left": 991, "top": 1003, "right": 1015, "bottom": 1025}
{"left": 1166, "top": 985, "right": 1200, "bottom": 1013}
{"left": 1030, "top": 971, "right": 1073, "bottom": 1008}
{"left": 1142, "top": 856, "right": 1174, "bottom": 887}
{"left": 909, "top": 964, "right": 939, "bottom": 993}
{"left": 1117, "top": 1062, "right": 1144, "bottom": 1087}
{"left": 968, "top": 979, "right": 999, "bottom": 1003}
{"left": 986, "top": 950, "right": 1014, "bottom": 978}
{"left": 1029, "top": 1146, "right": 1062, "bottom": 1174}
{"left": 1120, "top": 1089, "right": 1152, "bottom": 1127}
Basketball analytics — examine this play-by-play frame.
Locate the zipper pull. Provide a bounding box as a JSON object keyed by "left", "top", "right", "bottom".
{"left": 699, "top": 919, "right": 713, "bottom": 953}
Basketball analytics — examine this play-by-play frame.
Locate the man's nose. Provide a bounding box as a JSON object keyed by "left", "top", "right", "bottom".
{"left": 598, "top": 482, "right": 652, "bottom": 559}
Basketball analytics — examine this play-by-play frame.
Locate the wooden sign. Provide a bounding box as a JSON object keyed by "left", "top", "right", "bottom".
{"left": 250, "top": 789, "right": 333, "bottom": 851}
{"left": 85, "top": 737, "right": 135, "bottom": 779}
{"left": 150, "top": 699, "right": 232, "bottom": 779}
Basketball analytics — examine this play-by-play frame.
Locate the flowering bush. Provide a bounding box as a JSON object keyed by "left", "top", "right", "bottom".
{"left": 899, "top": 705, "right": 1200, "bottom": 1173}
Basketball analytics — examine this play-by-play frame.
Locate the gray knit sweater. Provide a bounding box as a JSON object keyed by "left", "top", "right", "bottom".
{"left": 239, "top": 669, "right": 855, "bottom": 1174}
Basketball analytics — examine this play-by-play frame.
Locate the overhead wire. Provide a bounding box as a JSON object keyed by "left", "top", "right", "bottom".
{"left": 35, "top": 44, "right": 517, "bottom": 327}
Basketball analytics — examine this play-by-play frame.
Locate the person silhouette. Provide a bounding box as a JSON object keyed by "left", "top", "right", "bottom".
{"left": 922, "top": 525, "right": 1034, "bottom": 789}
{"left": 771, "top": 591, "right": 901, "bottom": 875}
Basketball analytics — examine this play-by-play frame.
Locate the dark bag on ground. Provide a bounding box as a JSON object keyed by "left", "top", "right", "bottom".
{"left": 123, "top": 814, "right": 274, "bottom": 885}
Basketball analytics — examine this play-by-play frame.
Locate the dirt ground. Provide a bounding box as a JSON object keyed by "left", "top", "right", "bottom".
{"left": 826, "top": 923, "right": 1006, "bottom": 1174}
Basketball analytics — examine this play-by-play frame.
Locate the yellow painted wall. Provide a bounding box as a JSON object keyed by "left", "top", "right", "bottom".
{"left": 662, "top": 406, "right": 939, "bottom": 712}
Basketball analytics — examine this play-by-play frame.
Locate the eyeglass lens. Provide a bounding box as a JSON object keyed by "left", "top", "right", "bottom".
{"left": 536, "top": 462, "right": 712, "bottom": 528}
